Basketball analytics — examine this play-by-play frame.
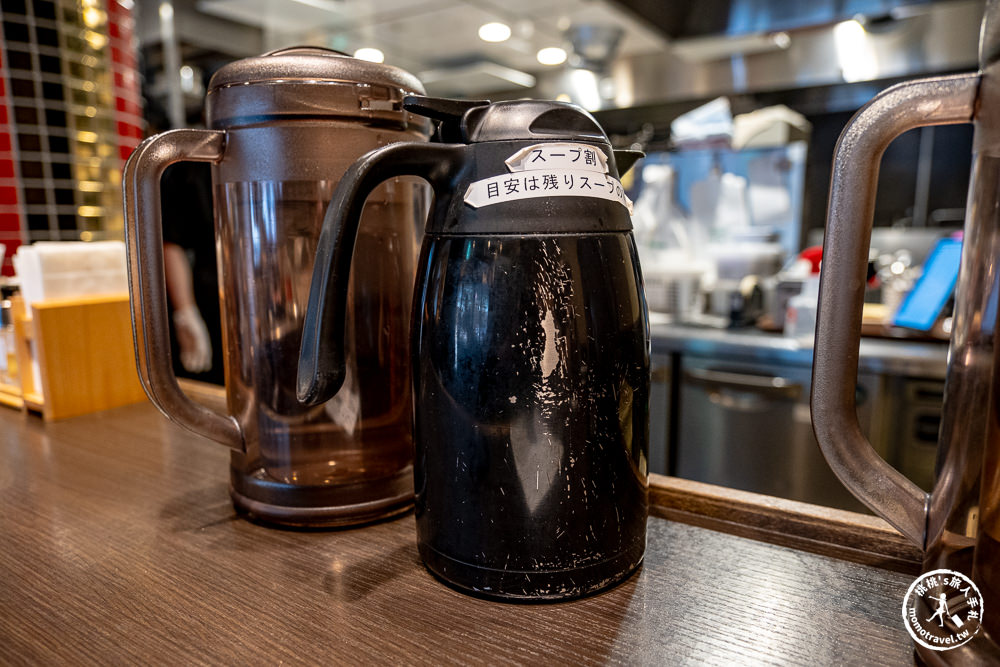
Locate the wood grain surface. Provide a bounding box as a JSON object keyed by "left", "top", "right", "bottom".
{"left": 0, "top": 402, "right": 918, "bottom": 665}
{"left": 649, "top": 475, "right": 924, "bottom": 575}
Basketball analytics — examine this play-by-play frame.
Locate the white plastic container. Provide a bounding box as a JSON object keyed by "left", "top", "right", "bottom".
{"left": 12, "top": 241, "right": 128, "bottom": 306}
{"left": 642, "top": 255, "right": 709, "bottom": 316}
{"left": 784, "top": 275, "right": 820, "bottom": 343}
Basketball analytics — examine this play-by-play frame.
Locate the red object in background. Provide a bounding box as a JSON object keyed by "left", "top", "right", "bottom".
{"left": 0, "top": 213, "right": 19, "bottom": 231}
{"left": 798, "top": 245, "right": 823, "bottom": 274}
{"left": 0, "top": 39, "right": 20, "bottom": 278}
{"left": 0, "top": 1, "right": 143, "bottom": 277}
{"left": 108, "top": 0, "right": 143, "bottom": 167}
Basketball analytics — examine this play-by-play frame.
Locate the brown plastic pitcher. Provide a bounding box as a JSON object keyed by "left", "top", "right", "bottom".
{"left": 122, "top": 48, "right": 430, "bottom": 527}
{"left": 812, "top": 3, "right": 1000, "bottom": 662}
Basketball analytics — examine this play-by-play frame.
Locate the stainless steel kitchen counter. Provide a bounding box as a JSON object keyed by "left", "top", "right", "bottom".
{"left": 650, "top": 319, "right": 950, "bottom": 379}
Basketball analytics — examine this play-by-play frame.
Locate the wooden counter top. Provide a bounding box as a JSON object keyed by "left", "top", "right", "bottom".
{"left": 0, "top": 401, "right": 919, "bottom": 664}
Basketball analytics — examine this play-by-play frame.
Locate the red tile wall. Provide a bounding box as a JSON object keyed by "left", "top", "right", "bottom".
{"left": 0, "top": 36, "right": 23, "bottom": 276}
{"left": 107, "top": 0, "right": 143, "bottom": 166}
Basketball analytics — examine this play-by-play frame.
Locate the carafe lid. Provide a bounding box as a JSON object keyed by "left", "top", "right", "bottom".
{"left": 206, "top": 47, "right": 427, "bottom": 130}
{"left": 404, "top": 96, "right": 608, "bottom": 144}
{"left": 402, "top": 95, "right": 642, "bottom": 174}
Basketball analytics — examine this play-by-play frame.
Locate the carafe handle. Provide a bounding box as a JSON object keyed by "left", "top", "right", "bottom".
{"left": 812, "top": 73, "right": 978, "bottom": 546}
{"left": 122, "top": 129, "right": 243, "bottom": 451}
{"left": 297, "top": 142, "right": 466, "bottom": 405}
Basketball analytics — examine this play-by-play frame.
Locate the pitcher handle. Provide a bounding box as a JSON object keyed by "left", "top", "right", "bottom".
{"left": 123, "top": 129, "right": 243, "bottom": 451}
{"left": 297, "top": 142, "right": 466, "bottom": 405}
{"left": 812, "top": 73, "right": 979, "bottom": 547}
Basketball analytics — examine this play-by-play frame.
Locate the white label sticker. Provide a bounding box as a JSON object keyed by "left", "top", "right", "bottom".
{"left": 464, "top": 168, "right": 633, "bottom": 214}
{"left": 505, "top": 143, "right": 608, "bottom": 174}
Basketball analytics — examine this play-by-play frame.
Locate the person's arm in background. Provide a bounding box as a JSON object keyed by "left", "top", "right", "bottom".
{"left": 163, "top": 241, "right": 212, "bottom": 373}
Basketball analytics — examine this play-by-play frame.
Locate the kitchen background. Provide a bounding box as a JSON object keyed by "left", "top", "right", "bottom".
{"left": 0, "top": 0, "right": 977, "bottom": 513}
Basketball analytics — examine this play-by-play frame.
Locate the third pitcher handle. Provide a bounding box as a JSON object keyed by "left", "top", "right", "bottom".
{"left": 811, "top": 73, "right": 979, "bottom": 547}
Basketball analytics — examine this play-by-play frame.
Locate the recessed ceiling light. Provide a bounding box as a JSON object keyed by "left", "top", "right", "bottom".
{"left": 479, "top": 22, "right": 511, "bottom": 43}
{"left": 353, "top": 47, "right": 385, "bottom": 63}
{"left": 537, "top": 47, "right": 567, "bottom": 66}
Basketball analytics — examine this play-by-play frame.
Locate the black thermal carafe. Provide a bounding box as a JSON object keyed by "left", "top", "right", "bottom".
{"left": 298, "top": 96, "right": 650, "bottom": 601}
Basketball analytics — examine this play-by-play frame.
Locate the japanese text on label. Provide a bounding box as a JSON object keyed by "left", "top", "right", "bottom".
{"left": 464, "top": 168, "right": 633, "bottom": 213}
{"left": 505, "top": 142, "right": 609, "bottom": 174}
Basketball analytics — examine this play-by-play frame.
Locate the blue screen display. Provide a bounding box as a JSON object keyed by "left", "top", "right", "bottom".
{"left": 893, "top": 237, "right": 962, "bottom": 331}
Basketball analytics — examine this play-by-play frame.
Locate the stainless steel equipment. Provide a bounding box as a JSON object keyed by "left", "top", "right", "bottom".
{"left": 883, "top": 376, "right": 945, "bottom": 493}
{"left": 677, "top": 355, "right": 879, "bottom": 513}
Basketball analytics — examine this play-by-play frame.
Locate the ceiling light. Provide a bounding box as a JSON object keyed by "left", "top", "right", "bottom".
{"left": 833, "top": 19, "right": 877, "bottom": 82}
{"left": 353, "top": 48, "right": 385, "bottom": 63}
{"left": 568, "top": 69, "right": 602, "bottom": 111}
{"left": 537, "top": 47, "right": 567, "bottom": 66}
{"left": 479, "top": 22, "right": 511, "bottom": 43}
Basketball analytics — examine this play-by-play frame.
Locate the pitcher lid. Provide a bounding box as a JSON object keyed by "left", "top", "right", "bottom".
{"left": 208, "top": 46, "right": 423, "bottom": 92}
{"left": 206, "top": 47, "right": 428, "bottom": 130}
